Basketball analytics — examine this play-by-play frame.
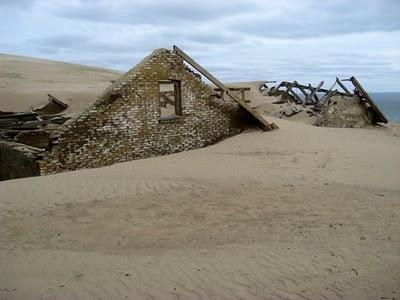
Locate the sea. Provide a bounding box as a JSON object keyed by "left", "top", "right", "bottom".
{"left": 371, "top": 92, "right": 400, "bottom": 123}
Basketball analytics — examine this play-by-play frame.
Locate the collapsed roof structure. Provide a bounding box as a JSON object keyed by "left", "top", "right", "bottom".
{"left": 0, "top": 94, "right": 70, "bottom": 148}
{"left": 260, "top": 76, "right": 388, "bottom": 127}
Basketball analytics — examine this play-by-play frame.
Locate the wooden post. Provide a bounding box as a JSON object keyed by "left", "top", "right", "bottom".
{"left": 241, "top": 89, "right": 245, "bottom": 101}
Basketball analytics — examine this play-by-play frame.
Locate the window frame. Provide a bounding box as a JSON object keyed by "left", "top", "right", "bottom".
{"left": 159, "top": 79, "right": 182, "bottom": 121}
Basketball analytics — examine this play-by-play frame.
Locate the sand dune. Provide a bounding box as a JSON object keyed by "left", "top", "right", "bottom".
{"left": 1, "top": 54, "right": 400, "bottom": 299}
{"left": 0, "top": 53, "right": 122, "bottom": 113}
{"left": 1, "top": 119, "right": 399, "bottom": 299}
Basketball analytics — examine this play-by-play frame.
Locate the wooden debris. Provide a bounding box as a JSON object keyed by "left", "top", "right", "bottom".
{"left": 268, "top": 80, "right": 352, "bottom": 104}
{"left": 0, "top": 112, "right": 38, "bottom": 120}
{"left": 263, "top": 76, "right": 388, "bottom": 127}
{"left": 263, "top": 76, "right": 388, "bottom": 126}
{"left": 34, "top": 94, "right": 68, "bottom": 115}
{"left": 306, "top": 81, "right": 324, "bottom": 104}
{"left": 0, "top": 94, "right": 71, "bottom": 150}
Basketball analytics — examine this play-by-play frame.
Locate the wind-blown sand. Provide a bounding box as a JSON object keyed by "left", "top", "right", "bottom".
{"left": 1, "top": 54, "right": 400, "bottom": 299}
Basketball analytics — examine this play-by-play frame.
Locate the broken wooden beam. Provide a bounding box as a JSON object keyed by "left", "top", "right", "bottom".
{"left": 47, "top": 94, "right": 68, "bottom": 108}
{"left": 278, "top": 81, "right": 351, "bottom": 97}
{"left": 33, "top": 94, "right": 69, "bottom": 115}
{"left": 336, "top": 77, "right": 352, "bottom": 94}
{"left": 307, "top": 81, "right": 324, "bottom": 103}
{"left": 0, "top": 112, "right": 38, "bottom": 120}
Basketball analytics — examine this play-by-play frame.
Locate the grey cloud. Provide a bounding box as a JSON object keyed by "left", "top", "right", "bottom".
{"left": 35, "top": 47, "right": 61, "bottom": 55}
{"left": 25, "top": 26, "right": 242, "bottom": 61}
{"left": 0, "top": 0, "right": 36, "bottom": 9}
{"left": 53, "top": 0, "right": 254, "bottom": 25}
{"left": 162, "top": 30, "right": 241, "bottom": 45}
{"left": 227, "top": 0, "right": 400, "bottom": 38}
{"left": 29, "top": 34, "right": 89, "bottom": 49}
{"left": 28, "top": 34, "right": 154, "bottom": 56}
{"left": 49, "top": 0, "right": 400, "bottom": 38}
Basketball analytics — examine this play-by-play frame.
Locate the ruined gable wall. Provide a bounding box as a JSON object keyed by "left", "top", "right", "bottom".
{"left": 315, "top": 95, "right": 374, "bottom": 128}
{"left": 39, "top": 49, "right": 248, "bottom": 174}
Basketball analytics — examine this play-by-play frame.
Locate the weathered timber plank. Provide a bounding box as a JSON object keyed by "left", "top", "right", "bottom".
{"left": 47, "top": 94, "right": 69, "bottom": 109}
{"left": 0, "top": 112, "right": 38, "bottom": 119}
{"left": 214, "top": 87, "right": 251, "bottom": 92}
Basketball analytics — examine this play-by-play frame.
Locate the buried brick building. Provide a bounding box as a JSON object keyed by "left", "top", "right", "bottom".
{"left": 0, "top": 47, "right": 275, "bottom": 180}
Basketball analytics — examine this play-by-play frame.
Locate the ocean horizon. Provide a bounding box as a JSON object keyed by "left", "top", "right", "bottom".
{"left": 371, "top": 92, "right": 400, "bottom": 123}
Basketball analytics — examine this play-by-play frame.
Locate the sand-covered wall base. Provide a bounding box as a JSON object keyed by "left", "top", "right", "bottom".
{"left": 0, "top": 141, "right": 41, "bottom": 181}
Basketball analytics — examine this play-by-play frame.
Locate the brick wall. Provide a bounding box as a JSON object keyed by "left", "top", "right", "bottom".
{"left": 39, "top": 49, "right": 250, "bottom": 174}
{"left": 315, "top": 95, "right": 374, "bottom": 128}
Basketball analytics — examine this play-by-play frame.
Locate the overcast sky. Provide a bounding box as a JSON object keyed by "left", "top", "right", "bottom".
{"left": 1, "top": 0, "right": 399, "bottom": 92}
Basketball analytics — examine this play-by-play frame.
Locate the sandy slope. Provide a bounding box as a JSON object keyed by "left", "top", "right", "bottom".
{"left": 1, "top": 54, "right": 400, "bottom": 299}
{"left": 1, "top": 118, "right": 400, "bottom": 299}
